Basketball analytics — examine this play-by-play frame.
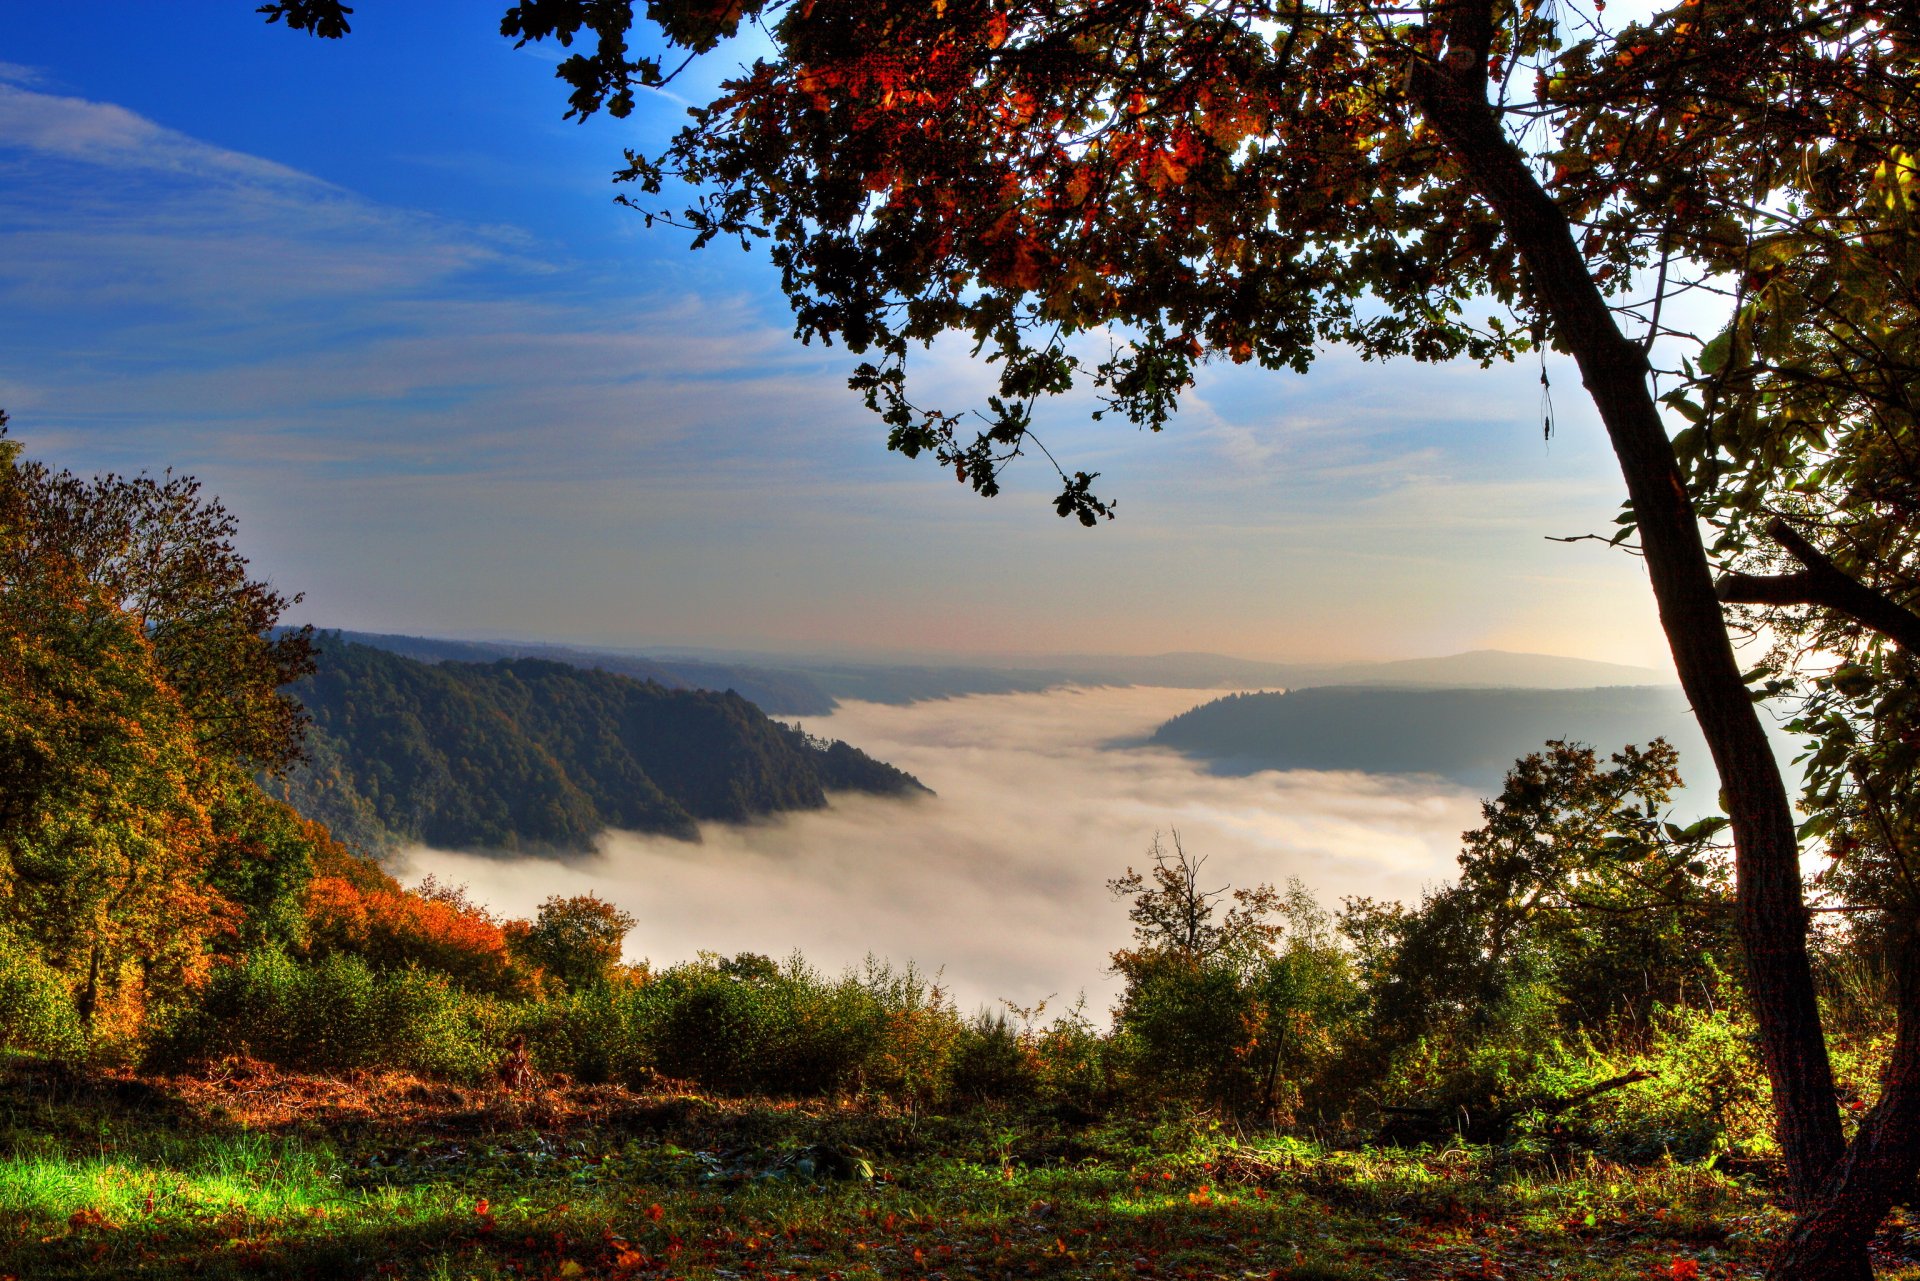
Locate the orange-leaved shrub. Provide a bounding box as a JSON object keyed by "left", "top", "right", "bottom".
{"left": 303, "top": 874, "right": 533, "bottom": 997}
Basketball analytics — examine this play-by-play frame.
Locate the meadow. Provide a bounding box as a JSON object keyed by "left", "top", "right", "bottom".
{"left": 1, "top": 1051, "right": 1798, "bottom": 1281}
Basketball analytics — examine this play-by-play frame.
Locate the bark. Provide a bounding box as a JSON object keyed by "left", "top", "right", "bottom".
{"left": 1409, "top": 30, "right": 1852, "bottom": 1263}
{"left": 78, "top": 943, "right": 100, "bottom": 1026}
{"left": 1765, "top": 936, "right": 1920, "bottom": 1279}
{"left": 1718, "top": 517, "right": 1920, "bottom": 654}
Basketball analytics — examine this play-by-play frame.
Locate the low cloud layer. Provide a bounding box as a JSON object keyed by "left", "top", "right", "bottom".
{"left": 402, "top": 686, "right": 1483, "bottom": 1016}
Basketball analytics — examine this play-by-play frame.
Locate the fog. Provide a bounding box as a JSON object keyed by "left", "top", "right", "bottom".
{"left": 401, "top": 686, "right": 1484, "bottom": 1016}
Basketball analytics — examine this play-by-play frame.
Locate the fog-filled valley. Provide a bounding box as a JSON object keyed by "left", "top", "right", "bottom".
{"left": 401, "top": 684, "right": 1491, "bottom": 1013}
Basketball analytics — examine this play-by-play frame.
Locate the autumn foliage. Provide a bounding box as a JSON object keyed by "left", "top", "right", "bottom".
{"left": 304, "top": 875, "right": 533, "bottom": 998}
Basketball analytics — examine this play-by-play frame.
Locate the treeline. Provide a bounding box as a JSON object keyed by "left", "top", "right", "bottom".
{"left": 11, "top": 670, "right": 1842, "bottom": 1178}
{"left": 269, "top": 638, "right": 929, "bottom": 854}
{"left": 331, "top": 630, "right": 837, "bottom": 717}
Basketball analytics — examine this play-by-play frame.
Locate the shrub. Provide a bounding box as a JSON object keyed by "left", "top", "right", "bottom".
{"left": 524, "top": 952, "right": 964, "bottom": 1099}
{"left": 1026, "top": 997, "right": 1111, "bottom": 1109}
{"left": 151, "top": 948, "right": 500, "bottom": 1080}
{"left": 646, "top": 957, "right": 779, "bottom": 1090}
{"left": 949, "top": 1009, "right": 1036, "bottom": 1102}
{"left": 201, "top": 785, "right": 329, "bottom": 954}
{"left": 861, "top": 958, "right": 963, "bottom": 1102}
{"left": 0, "top": 931, "right": 83, "bottom": 1059}
{"left": 304, "top": 875, "right": 532, "bottom": 997}
{"left": 1111, "top": 955, "right": 1261, "bottom": 1107}
{"left": 1580, "top": 1001, "right": 1776, "bottom": 1163}
{"left": 1365, "top": 971, "right": 1566, "bottom": 1120}
{"left": 520, "top": 982, "right": 659, "bottom": 1087}
{"left": 1108, "top": 839, "right": 1356, "bottom": 1116}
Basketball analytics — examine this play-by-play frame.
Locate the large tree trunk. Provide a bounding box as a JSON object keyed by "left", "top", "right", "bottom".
{"left": 1409, "top": 37, "right": 1876, "bottom": 1279}
{"left": 1764, "top": 934, "right": 1920, "bottom": 1278}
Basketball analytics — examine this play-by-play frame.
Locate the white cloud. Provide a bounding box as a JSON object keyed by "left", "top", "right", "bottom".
{"left": 0, "top": 82, "right": 313, "bottom": 187}
{"left": 402, "top": 685, "right": 1481, "bottom": 1015}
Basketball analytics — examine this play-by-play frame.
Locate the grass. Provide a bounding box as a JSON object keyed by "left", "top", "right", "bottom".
{"left": 0, "top": 1051, "right": 1893, "bottom": 1281}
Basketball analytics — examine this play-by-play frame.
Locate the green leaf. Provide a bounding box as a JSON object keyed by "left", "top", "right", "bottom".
{"left": 1699, "top": 329, "right": 1733, "bottom": 375}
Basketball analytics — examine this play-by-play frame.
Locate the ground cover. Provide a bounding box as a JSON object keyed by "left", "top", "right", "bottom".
{"left": 4, "top": 1053, "right": 1896, "bottom": 1281}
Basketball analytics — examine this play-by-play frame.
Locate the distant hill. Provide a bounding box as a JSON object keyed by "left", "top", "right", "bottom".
{"left": 1019, "top": 648, "right": 1664, "bottom": 692}
{"left": 1150, "top": 685, "right": 1723, "bottom": 793}
{"left": 789, "top": 648, "right": 1664, "bottom": 705}
{"left": 1279, "top": 650, "right": 1667, "bottom": 690}
{"left": 268, "top": 638, "right": 927, "bottom": 855}
{"left": 318, "top": 630, "right": 1667, "bottom": 710}
{"left": 799, "top": 663, "right": 1075, "bottom": 705}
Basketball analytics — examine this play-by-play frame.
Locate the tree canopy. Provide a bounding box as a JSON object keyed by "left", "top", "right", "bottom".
{"left": 0, "top": 418, "right": 326, "bottom": 1030}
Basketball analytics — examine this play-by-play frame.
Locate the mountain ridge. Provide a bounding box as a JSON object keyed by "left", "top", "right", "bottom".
{"left": 267, "top": 638, "right": 928, "bottom": 855}
{"left": 321, "top": 629, "right": 1664, "bottom": 712}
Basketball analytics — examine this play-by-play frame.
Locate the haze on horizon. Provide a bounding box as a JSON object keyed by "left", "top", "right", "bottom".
{"left": 0, "top": 5, "right": 1689, "bottom": 673}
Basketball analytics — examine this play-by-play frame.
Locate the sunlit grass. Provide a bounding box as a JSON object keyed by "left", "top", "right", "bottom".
{"left": 0, "top": 1063, "right": 1787, "bottom": 1280}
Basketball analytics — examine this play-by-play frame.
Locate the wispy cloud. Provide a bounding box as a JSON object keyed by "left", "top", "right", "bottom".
{"left": 0, "top": 61, "right": 48, "bottom": 88}
{"left": 0, "top": 82, "right": 524, "bottom": 320}
{"left": 0, "top": 75, "right": 1673, "bottom": 666}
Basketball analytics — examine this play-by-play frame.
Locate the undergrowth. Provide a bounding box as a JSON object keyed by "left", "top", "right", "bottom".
{"left": 0, "top": 1050, "right": 1848, "bottom": 1281}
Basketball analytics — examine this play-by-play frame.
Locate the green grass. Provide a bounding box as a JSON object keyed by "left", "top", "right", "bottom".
{"left": 0, "top": 1054, "right": 1819, "bottom": 1280}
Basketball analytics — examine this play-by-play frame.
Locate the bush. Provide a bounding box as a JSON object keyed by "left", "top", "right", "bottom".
{"left": 151, "top": 948, "right": 500, "bottom": 1080}
{"left": 1578, "top": 1001, "right": 1776, "bottom": 1163}
{"left": 1364, "top": 971, "right": 1566, "bottom": 1121}
{"left": 304, "top": 875, "right": 532, "bottom": 997}
{"left": 648, "top": 953, "right": 958, "bottom": 1097}
{"left": 520, "top": 952, "right": 964, "bottom": 1100}
{"left": 0, "top": 931, "right": 83, "bottom": 1059}
{"left": 949, "top": 1009, "right": 1036, "bottom": 1102}
{"left": 1112, "top": 956, "right": 1261, "bottom": 1107}
{"left": 520, "top": 982, "right": 658, "bottom": 1087}
{"left": 1025, "top": 997, "right": 1111, "bottom": 1110}
{"left": 1108, "top": 847, "right": 1356, "bottom": 1117}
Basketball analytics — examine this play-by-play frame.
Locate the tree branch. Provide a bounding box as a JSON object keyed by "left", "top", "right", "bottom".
{"left": 1717, "top": 518, "right": 1920, "bottom": 654}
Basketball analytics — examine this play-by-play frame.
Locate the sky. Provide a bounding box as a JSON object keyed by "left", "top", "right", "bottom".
{"left": 406, "top": 685, "right": 1486, "bottom": 1013}
{"left": 0, "top": 4, "right": 1679, "bottom": 667}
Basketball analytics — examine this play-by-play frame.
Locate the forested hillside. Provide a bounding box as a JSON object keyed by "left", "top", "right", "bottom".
{"left": 268, "top": 638, "right": 928, "bottom": 853}
{"left": 1151, "top": 685, "right": 1724, "bottom": 790}
{"left": 333, "top": 630, "right": 837, "bottom": 716}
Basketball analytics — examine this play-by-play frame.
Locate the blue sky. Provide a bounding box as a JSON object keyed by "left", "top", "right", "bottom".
{"left": 0, "top": 4, "right": 1674, "bottom": 666}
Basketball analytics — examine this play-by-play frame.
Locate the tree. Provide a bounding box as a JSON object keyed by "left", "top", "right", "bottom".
{"left": 1344, "top": 740, "right": 1735, "bottom": 1119}
{"left": 512, "top": 892, "right": 638, "bottom": 992}
{"left": 0, "top": 416, "right": 326, "bottom": 1031}
{"left": 1654, "top": 56, "right": 1920, "bottom": 1269}
{"left": 273, "top": 2, "right": 1916, "bottom": 1270}
{"left": 0, "top": 427, "right": 227, "bottom": 1027}
{"left": 3, "top": 447, "right": 314, "bottom": 774}
{"left": 1108, "top": 833, "right": 1354, "bottom": 1116}
{"left": 1108, "top": 831, "right": 1282, "bottom": 968}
